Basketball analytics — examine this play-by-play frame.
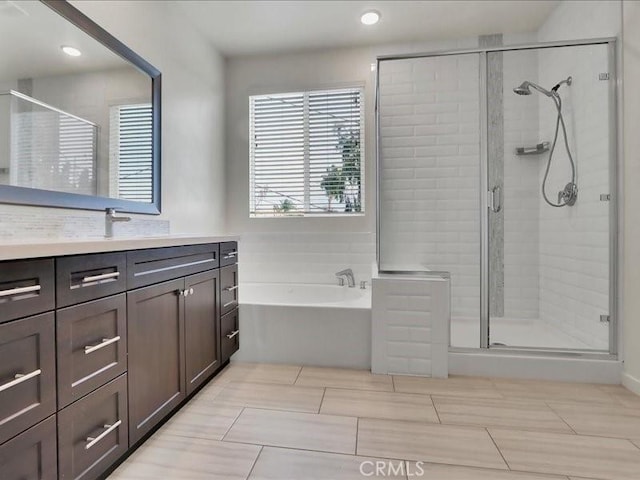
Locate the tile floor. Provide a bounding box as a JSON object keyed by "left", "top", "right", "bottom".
{"left": 109, "top": 363, "right": 640, "bottom": 480}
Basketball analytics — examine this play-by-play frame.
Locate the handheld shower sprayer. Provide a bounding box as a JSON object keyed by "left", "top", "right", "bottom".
{"left": 513, "top": 76, "right": 576, "bottom": 208}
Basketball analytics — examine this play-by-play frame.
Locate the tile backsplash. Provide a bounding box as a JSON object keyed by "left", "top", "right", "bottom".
{"left": 0, "top": 205, "right": 169, "bottom": 240}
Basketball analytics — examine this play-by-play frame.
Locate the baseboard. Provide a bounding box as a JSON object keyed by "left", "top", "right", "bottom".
{"left": 622, "top": 371, "right": 640, "bottom": 394}
{"left": 449, "top": 351, "right": 622, "bottom": 384}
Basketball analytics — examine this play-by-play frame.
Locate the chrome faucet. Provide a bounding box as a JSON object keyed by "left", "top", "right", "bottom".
{"left": 105, "top": 208, "right": 131, "bottom": 238}
{"left": 335, "top": 268, "right": 356, "bottom": 288}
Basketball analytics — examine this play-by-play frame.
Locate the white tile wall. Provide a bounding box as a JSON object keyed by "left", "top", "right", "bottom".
{"left": 371, "top": 275, "right": 450, "bottom": 377}
{"left": 0, "top": 204, "right": 169, "bottom": 240}
{"left": 378, "top": 54, "right": 481, "bottom": 321}
{"left": 238, "top": 231, "right": 375, "bottom": 285}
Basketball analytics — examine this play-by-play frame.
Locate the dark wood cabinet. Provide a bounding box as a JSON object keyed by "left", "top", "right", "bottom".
{"left": 0, "top": 240, "right": 237, "bottom": 479}
{"left": 58, "top": 374, "right": 128, "bottom": 480}
{"left": 0, "top": 312, "right": 56, "bottom": 445}
{"left": 56, "top": 295, "right": 127, "bottom": 408}
{"left": 127, "top": 279, "right": 186, "bottom": 445}
{"left": 184, "top": 270, "right": 220, "bottom": 396}
{"left": 0, "top": 415, "right": 57, "bottom": 480}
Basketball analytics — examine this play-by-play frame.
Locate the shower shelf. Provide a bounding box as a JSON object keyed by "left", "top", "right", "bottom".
{"left": 515, "top": 142, "right": 549, "bottom": 156}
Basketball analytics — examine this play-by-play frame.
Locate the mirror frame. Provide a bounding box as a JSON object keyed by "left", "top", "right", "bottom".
{"left": 0, "top": 0, "right": 162, "bottom": 214}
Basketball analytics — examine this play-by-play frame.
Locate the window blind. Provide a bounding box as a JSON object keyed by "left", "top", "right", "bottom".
{"left": 249, "top": 87, "right": 363, "bottom": 216}
{"left": 111, "top": 104, "right": 153, "bottom": 202}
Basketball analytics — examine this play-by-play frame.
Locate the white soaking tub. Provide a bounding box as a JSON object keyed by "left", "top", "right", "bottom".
{"left": 233, "top": 283, "right": 372, "bottom": 369}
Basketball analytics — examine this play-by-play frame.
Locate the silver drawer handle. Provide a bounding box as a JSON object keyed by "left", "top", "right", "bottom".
{"left": 226, "top": 330, "right": 239, "bottom": 339}
{"left": 84, "top": 336, "right": 121, "bottom": 355}
{"left": 224, "top": 285, "right": 238, "bottom": 292}
{"left": 85, "top": 420, "right": 122, "bottom": 450}
{"left": 0, "top": 285, "right": 41, "bottom": 298}
{"left": 0, "top": 369, "right": 42, "bottom": 393}
{"left": 82, "top": 272, "right": 120, "bottom": 283}
{"left": 223, "top": 300, "right": 236, "bottom": 308}
{"left": 224, "top": 252, "right": 237, "bottom": 258}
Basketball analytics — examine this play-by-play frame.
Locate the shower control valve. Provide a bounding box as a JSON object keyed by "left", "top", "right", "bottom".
{"left": 558, "top": 182, "right": 578, "bottom": 206}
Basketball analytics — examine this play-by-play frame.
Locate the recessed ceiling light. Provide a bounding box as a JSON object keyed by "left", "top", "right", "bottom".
{"left": 360, "top": 10, "right": 380, "bottom": 26}
{"left": 61, "top": 45, "right": 81, "bottom": 57}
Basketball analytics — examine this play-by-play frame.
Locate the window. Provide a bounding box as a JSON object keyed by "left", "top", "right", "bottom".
{"left": 109, "top": 103, "right": 153, "bottom": 202}
{"left": 249, "top": 87, "right": 363, "bottom": 216}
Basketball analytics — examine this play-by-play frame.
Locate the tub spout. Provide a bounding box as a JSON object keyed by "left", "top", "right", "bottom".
{"left": 335, "top": 268, "right": 356, "bottom": 288}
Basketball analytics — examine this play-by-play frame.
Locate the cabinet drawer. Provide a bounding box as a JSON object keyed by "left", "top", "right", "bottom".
{"left": 0, "top": 313, "right": 56, "bottom": 445}
{"left": 56, "top": 253, "right": 127, "bottom": 308}
{"left": 0, "top": 415, "right": 57, "bottom": 480}
{"left": 220, "top": 264, "right": 238, "bottom": 316}
{"left": 57, "top": 294, "right": 127, "bottom": 409}
{"left": 58, "top": 374, "right": 128, "bottom": 480}
{"left": 0, "top": 259, "right": 54, "bottom": 324}
{"left": 220, "top": 241, "right": 238, "bottom": 267}
{"left": 221, "top": 308, "right": 239, "bottom": 363}
{"left": 127, "top": 244, "right": 219, "bottom": 289}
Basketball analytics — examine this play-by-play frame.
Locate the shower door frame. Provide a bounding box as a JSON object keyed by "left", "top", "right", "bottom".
{"left": 375, "top": 37, "right": 619, "bottom": 358}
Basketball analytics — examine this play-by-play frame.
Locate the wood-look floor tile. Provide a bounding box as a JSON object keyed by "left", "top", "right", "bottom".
{"left": 108, "top": 433, "right": 261, "bottom": 480}
{"left": 224, "top": 408, "right": 357, "bottom": 454}
{"left": 492, "top": 379, "right": 614, "bottom": 404}
{"left": 548, "top": 401, "right": 640, "bottom": 439}
{"left": 433, "top": 396, "right": 572, "bottom": 433}
{"left": 214, "top": 362, "right": 302, "bottom": 385}
{"left": 393, "top": 375, "right": 503, "bottom": 399}
{"left": 409, "top": 463, "right": 569, "bottom": 479}
{"left": 215, "top": 381, "right": 324, "bottom": 413}
{"left": 320, "top": 388, "right": 439, "bottom": 423}
{"left": 489, "top": 427, "right": 640, "bottom": 480}
{"left": 296, "top": 366, "right": 394, "bottom": 391}
{"left": 248, "top": 447, "right": 407, "bottom": 480}
{"left": 357, "top": 418, "right": 507, "bottom": 470}
{"left": 598, "top": 385, "right": 640, "bottom": 409}
{"left": 159, "top": 401, "right": 243, "bottom": 441}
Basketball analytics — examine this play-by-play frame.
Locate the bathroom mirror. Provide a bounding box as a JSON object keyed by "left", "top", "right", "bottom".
{"left": 0, "top": 0, "right": 161, "bottom": 214}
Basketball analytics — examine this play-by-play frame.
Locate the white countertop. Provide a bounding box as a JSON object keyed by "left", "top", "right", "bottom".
{"left": 0, "top": 234, "right": 239, "bottom": 261}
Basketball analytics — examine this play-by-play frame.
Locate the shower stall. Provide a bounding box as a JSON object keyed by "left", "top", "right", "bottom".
{"left": 376, "top": 38, "right": 617, "bottom": 355}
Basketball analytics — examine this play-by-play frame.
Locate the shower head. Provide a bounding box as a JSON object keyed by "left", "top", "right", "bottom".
{"left": 513, "top": 82, "right": 532, "bottom": 96}
{"left": 513, "top": 80, "right": 553, "bottom": 97}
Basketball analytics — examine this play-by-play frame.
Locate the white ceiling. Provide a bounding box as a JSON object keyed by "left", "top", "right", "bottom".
{"left": 173, "top": 0, "right": 560, "bottom": 57}
{"left": 0, "top": 1, "right": 131, "bottom": 84}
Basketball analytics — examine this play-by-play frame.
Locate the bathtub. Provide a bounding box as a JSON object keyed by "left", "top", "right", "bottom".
{"left": 233, "top": 283, "right": 372, "bottom": 369}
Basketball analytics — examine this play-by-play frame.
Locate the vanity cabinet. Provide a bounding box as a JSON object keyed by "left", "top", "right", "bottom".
{"left": 0, "top": 239, "right": 238, "bottom": 480}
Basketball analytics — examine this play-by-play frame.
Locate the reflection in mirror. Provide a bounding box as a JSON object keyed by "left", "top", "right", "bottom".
{"left": 0, "top": 0, "right": 153, "bottom": 204}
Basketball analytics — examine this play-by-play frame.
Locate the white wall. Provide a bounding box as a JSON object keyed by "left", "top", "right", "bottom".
{"left": 0, "top": 0, "right": 226, "bottom": 239}
{"left": 622, "top": 0, "right": 640, "bottom": 393}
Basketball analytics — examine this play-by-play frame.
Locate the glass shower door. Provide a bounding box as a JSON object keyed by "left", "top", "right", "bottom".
{"left": 377, "top": 53, "right": 483, "bottom": 348}
{"left": 487, "top": 43, "right": 614, "bottom": 351}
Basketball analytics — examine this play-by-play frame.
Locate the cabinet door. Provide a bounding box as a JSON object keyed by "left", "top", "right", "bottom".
{"left": 127, "top": 279, "right": 185, "bottom": 445}
{"left": 0, "top": 415, "right": 57, "bottom": 480}
{"left": 0, "top": 313, "right": 56, "bottom": 445}
{"left": 184, "top": 270, "right": 220, "bottom": 396}
{"left": 58, "top": 374, "right": 128, "bottom": 480}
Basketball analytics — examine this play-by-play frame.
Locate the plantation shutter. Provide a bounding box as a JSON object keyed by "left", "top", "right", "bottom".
{"left": 58, "top": 115, "right": 97, "bottom": 195}
{"left": 249, "top": 87, "right": 363, "bottom": 216}
{"left": 112, "top": 104, "right": 153, "bottom": 202}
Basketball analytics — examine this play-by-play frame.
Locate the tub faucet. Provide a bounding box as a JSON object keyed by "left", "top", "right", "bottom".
{"left": 105, "top": 208, "right": 131, "bottom": 238}
{"left": 335, "top": 268, "right": 355, "bottom": 288}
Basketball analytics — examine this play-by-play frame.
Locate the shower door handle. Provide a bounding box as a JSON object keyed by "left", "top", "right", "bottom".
{"left": 489, "top": 186, "right": 502, "bottom": 213}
